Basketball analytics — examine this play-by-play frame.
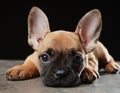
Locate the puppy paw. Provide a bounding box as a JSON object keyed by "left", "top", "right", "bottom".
{"left": 6, "top": 65, "right": 39, "bottom": 80}
{"left": 105, "top": 61, "right": 120, "bottom": 74}
{"left": 80, "top": 67, "right": 99, "bottom": 83}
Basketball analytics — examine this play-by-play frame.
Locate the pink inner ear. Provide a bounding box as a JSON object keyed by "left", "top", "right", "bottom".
{"left": 77, "top": 9, "right": 102, "bottom": 53}
{"left": 27, "top": 6, "right": 50, "bottom": 50}
{"left": 82, "top": 15, "right": 101, "bottom": 42}
{"left": 81, "top": 32, "right": 87, "bottom": 44}
{"left": 80, "top": 28, "right": 92, "bottom": 46}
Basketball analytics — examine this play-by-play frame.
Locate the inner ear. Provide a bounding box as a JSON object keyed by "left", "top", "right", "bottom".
{"left": 28, "top": 6, "right": 50, "bottom": 50}
{"left": 75, "top": 9, "right": 102, "bottom": 53}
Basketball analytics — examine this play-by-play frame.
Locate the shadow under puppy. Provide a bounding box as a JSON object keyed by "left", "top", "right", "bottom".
{"left": 6, "top": 6, "right": 120, "bottom": 87}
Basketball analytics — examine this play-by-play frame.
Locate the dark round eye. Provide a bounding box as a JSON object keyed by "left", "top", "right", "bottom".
{"left": 41, "top": 53, "right": 50, "bottom": 63}
{"left": 74, "top": 55, "right": 83, "bottom": 63}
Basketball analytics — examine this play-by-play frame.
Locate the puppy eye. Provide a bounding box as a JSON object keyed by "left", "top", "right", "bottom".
{"left": 74, "top": 55, "right": 83, "bottom": 63}
{"left": 40, "top": 53, "right": 50, "bottom": 63}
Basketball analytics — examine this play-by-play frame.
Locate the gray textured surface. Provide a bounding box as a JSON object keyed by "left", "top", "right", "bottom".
{"left": 0, "top": 60, "right": 120, "bottom": 93}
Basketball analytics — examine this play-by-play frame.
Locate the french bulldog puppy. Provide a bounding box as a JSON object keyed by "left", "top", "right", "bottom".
{"left": 6, "top": 6, "right": 120, "bottom": 87}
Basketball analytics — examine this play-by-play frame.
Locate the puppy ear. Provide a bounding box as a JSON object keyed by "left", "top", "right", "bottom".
{"left": 75, "top": 9, "right": 102, "bottom": 53}
{"left": 28, "top": 6, "right": 50, "bottom": 50}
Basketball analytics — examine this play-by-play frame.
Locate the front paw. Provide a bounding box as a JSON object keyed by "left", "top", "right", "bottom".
{"left": 6, "top": 65, "right": 38, "bottom": 80}
{"left": 105, "top": 61, "right": 120, "bottom": 74}
{"left": 80, "top": 67, "right": 99, "bottom": 83}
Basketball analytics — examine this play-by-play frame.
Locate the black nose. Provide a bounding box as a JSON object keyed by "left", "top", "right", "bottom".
{"left": 55, "top": 68, "right": 69, "bottom": 78}
{"left": 56, "top": 69, "right": 65, "bottom": 77}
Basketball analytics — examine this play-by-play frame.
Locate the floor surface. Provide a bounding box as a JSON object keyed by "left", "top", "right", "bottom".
{"left": 0, "top": 60, "right": 120, "bottom": 93}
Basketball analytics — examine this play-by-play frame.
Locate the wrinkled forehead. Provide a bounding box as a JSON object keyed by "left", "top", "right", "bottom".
{"left": 38, "top": 31, "right": 83, "bottom": 52}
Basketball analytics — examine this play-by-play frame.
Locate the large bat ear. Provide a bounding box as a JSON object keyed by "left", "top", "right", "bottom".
{"left": 28, "top": 6, "right": 50, "bottom": 50}
{"left": 75, "top": 9, "right": 102, "bottom": 53}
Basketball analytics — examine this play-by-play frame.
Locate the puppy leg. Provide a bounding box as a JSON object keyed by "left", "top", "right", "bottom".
{"left": 105, "top": 57, "right": 120, "bottom": 74}
{"left": 6, "top": 52, "right": 40, "bottom": 80}
{"left": 80, "top": 54, "right": 100, "bottom": 83}
{"left": 95, "top": 42, "right": 120, "bottom": 74}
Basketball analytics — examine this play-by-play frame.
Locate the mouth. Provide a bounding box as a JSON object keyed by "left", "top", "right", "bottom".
{"left": 41, "top": 68, "right": 81, "bottom": 87}
{"left": 44, "top": 78, "right": 80, "bottom": 87}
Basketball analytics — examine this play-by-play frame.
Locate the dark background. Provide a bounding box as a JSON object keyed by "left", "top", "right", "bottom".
{"left": 0, "top": 1, "right": 120, "bottom": 61}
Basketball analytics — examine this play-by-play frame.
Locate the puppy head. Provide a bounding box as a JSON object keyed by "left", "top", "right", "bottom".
{"left": 28, "top": 6, "right": 102, "bottom": 87}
